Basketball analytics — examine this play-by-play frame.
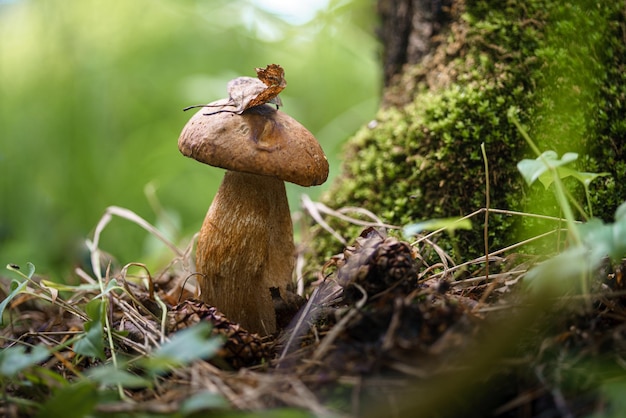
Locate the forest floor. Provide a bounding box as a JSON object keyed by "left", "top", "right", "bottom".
{"left": 2, "top": 208, "right": 626, "bottom": 418}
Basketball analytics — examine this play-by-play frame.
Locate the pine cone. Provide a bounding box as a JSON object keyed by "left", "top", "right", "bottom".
{"left": 169, "top": 299, "right": 272, "bottom": 369}
{"left": 337, "top": 228, "right": 419, "bottom": 301}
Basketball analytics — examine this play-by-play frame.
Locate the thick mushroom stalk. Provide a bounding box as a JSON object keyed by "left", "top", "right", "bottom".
{"left": 196, "top": 172, "right": 293, "bottom": 334}
{"left": 179, "top": 104, "right": 328, "bottom": 335}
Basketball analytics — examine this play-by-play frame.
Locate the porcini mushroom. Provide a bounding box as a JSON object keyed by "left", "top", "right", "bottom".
{"left": 178, "top": 101, "right": 328, "bottom": 335}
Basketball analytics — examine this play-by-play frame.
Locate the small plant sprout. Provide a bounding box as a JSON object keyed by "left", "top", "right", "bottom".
{"left": 508, "top": 107, "right": 617, "bottom": 296}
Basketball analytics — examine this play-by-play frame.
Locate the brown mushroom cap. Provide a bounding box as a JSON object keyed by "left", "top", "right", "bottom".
{"left": 178, "top": 103, "right": 329, "bottom": 187}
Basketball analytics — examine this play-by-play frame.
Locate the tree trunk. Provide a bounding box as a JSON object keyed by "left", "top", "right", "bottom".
{"left": 377, "top": 0, "right": 453, "bottom": 87}
{"left": 319, "top": 0, "right": 626, "bottom": 267}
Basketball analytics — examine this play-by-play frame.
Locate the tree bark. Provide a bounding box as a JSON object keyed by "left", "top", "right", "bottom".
{"left": 377, "top": 0, "right": 453, "bottom": 86}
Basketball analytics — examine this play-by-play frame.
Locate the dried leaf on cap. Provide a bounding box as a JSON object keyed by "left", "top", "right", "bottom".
{"left": 201, "top": 64, "right": 287, "bottom": 115}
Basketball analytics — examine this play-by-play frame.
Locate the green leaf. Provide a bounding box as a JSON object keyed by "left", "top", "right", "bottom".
{"left": 536, "top": 166, "right": 610, "bottom": 190}
{"left": 93, "top": 278, "right": 124, "bottom": 299}
{"left": 403, "top": 217, "right": 472, "bottom": 238}
{"left": 73, "top": 299, "right": 105, "bottom": 360}
{"left": 35, "top": 381, "right": 98, "bottom": 418}
{"left": 0, "top": 345, "right": 49, "bottom": 377}
{"left": 0, "top": 279, "right": 28, "bottom": 326}
{"left": 180, "top": 391, "right": 229, "bottom": 414}
{"left": 556, "top": 152, "right": 578, "bottom": 165}
{"left": 6, "top": 262, "right": 36, "bottom": 280}
{"left": 38, "top": 280, "right": 100, "bottom": 292}
{"left": 577, "top": 210, "right": 626, "bottom": 262}
{"left": 87, "top": 364, "right": 152, "bottom": 389}
{"left": 577, "top": 219, "right": 615, "bottom": 260}
{"left": 24, "top": 262, "right": 36, "bottom": 279}
{"left": 142, "top": 322, "right": 221, "bottom": 372}
{"left": 571, "top": 170, "right": 611, "bottom": 187}
{"left": 615, "top": 201, "right": 626, "bottom": 222}
{"left": 536, "top": 165, "right": 573, "bottom": 189}
{"left": 524, "top": 246, "right": 594, "bottom": 295}
{"left": 84, "top": 298, "right": 105, "bottom": 322}
{"left": 595, "top": 377, "right": 626, "bottom": 418}
{"left": 22, "top": 366, "right": 69, "bottom": 388}
{"left": 517, "top": 151, "right": 578, "bottom": 187}
{"left": 518, "top": 151, "right": 608, "bottom": 191}
{"left": 517, "top": 158, "right": 546, "bottom": 186}
{"left": 74, "top": 322, "right": 105, "bottom": 360}
{"left": 3, "top": 263, "right": 38, "bottom": 326}
{"left": 526, "top": 202, "right": 626, "bottom": 295}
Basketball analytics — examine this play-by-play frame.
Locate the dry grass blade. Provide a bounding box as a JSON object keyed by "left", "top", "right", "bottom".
{"left": 311, "top": 283, "right": 367, "bottom": 363}
{"left": 87, "top": 205, "right": 184, "bottom": 279}
{"left": 277, "top": 278, "right": 343, "bottom": 367}
{"left": 301, "top": 194, "right": 400, "bottom": 246}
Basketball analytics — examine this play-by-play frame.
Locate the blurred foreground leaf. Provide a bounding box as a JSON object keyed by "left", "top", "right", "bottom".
{"left": 525, "top": 201, "right": 626, "bottom": 294}
{"left": 180, "top": 391, "right": 229, "bottom": 414}
{"left": 87, "top": 364, "right": 152, "bottom": 389}
{"left": 0, "top": 345, "right": 49, "bottom": 377}
{"left": 403, "top": 217, "right": 472, "bottom": 239}
{"left": 35, "top": 381, "right": 99, "bottom": 418}
{"left": 141, "top": 322, "right": 222, "bottom": 373}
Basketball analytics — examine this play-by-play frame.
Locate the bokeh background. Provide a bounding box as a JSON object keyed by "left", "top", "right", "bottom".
{"left": 0, "top": 0, "right": 380, "bottom": 278}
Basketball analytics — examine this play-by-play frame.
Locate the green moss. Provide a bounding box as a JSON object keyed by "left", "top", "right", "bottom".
{"left": 310, "top": 0, "right": 626, "bottom": 269}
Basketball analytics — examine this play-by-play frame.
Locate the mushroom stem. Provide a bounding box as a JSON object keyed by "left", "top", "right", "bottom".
{"left": 196, "top": 170, "right": 295, "bottom": 335}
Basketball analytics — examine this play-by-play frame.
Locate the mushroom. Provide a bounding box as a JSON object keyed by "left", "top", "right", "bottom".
{"left": 178, "top": 102, "right": 328, "bottom": 335}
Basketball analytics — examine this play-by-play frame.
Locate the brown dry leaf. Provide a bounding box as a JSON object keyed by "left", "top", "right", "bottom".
{"left": 248, "top": 63, "right": 286, "bottom": 108}
{"left": 199, "top": 64, "right": 287, "bottom": 115}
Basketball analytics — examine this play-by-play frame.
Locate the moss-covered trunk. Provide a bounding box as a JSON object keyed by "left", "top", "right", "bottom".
{"left": 315, "top": 0, "right": 626, "bottom": 264}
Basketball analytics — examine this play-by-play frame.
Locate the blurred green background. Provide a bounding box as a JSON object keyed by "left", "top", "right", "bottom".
{"left": 0, "top": 0, "right": 380, "bottom": 277}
